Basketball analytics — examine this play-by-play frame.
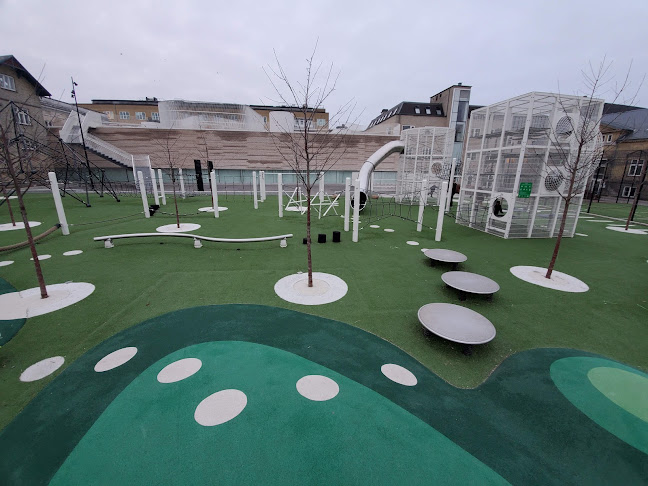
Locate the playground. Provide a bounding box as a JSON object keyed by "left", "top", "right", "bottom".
{"left": 0, "top": 187, "right": 647, "bottom": 484}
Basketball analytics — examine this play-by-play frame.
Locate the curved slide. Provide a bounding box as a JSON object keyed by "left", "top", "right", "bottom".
{"left": 354, "top": 140, "right": 405, "bottom": 209}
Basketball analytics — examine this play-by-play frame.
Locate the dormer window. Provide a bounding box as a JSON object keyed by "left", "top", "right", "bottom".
{"left": 436, "top": 108, "right": 442, "bottom": 115}
{"left": 414, "top": 106, "right": 421, "bottom": 114}
{"left": 425, "top": 107, "right": 431, "bottom": 115}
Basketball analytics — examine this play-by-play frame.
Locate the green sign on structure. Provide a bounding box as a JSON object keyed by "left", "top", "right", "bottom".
{"left": 518, "top": 182, "right": 532, "bottom": 198}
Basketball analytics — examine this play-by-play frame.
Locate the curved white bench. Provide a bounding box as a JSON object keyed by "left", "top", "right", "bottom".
{"left": 94, "top": 233, "right": 293, "bottom": 248}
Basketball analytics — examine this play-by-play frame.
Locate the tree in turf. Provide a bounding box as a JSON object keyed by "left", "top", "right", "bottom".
{"left": 264, "top": 43, "right": 356, "bottom": 286}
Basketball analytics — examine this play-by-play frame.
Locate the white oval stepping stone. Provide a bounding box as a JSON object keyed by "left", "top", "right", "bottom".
{"left": 20, "top": 356, "right": 64, "bottom": 382}
{"left": 606, "top": 226, "right": 647, "bottom": 235}
{"left": 384, "top": 228, "right": 394, "bottom": 233}
{"left": 296, "top": 375, "right": 339, "bottom": 401}
{"left": 198, "top": 206, "right": 228, "bottom": 212}
{"left": 584, "top": 219, "right": 613, "bottom": 223}
{"left": 94, "top": 347, "right": 138, "bottom": 372}
{"left": 195, "top": 389, "right": 247, "bottom": 426}
{"left": 406, "top": 241, "right": 419, "bottom": 246}
{"left": 63, "top": 250, "right": 83, "bottom": 256}
{"left": 0, "top": 221, "right": 41, "bottom": 231}
{"left": 156, "top": 223, "right": 201, "bottom": 233}
{"left": 575, "top": 233, "right": 588, "bottom": 237}
{"left": 370, "top": 225, "right": 380, "bottom": 228}
{"left": 157, "top": 358, "right": 202, "bottom": 383}
{"left": 381, "top": 364, "right": 417, "bottom": 386}
{"left": 30, "top": 254, "right": 51, "bottom": 261}
{"left": 0, "top": 282, "right": 95, "bottom": 320}
{"left": 0, "top": 260, "right": 14, "bottom": 267}
{"left": 274, "top": 272, "right": 348, "bottom": 305}
{"left": 510, "top": 266, "right": 589, "bottom": 293}
{"left": 0, "top": 195, "right": 17, "bottom": 200}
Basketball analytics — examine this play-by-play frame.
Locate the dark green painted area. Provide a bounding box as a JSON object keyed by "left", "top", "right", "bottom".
{"left": 0, "top": 305, "right": 645, "bottom": 485}
{"left": 50, "top": 341, "right": 508, "bottom": 485}
{"left": 0, "top": 277, "right": 25, "bottom": 346}
{"left": 551, "top": 357, "right": 648, "bottom": 455}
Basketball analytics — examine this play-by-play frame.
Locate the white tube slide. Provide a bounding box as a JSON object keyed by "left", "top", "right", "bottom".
{"left": 354, "top": 140, "right": 405, "bottom": 209}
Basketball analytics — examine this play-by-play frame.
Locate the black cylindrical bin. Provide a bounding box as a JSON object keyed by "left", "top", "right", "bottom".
{"left": 318, "top": 233, "right": 326, "bottom": 243}
{"left": 332, "top": 231, "right": 341, "bottom": 243}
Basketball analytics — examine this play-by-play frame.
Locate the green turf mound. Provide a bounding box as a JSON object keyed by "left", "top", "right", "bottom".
{"left": 0, "top": 305, "right": 645, "bottom": 485}
{"left": 0, "top": 277, "right": 26, "bottom": 346}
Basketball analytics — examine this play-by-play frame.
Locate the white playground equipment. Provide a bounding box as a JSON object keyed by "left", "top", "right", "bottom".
{"left": 279, "top": 172, "right": 341, "bottom": 219}
{"left": 456, "top": 92, "right": 604, "bottom": 239}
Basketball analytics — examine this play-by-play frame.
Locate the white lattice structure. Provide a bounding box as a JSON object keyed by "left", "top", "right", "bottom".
{"left": 158, "top": 101, "right": 265, "bottom": 131}
{"left": 396, "top": 127, "right": 454, "bottom": 204}
{"left": 457, "top": 92, "right": 604, "bottom": 238}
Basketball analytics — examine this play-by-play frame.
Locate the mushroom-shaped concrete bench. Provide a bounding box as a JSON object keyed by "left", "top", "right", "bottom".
{"left": 417, "top": 303, "right": 496, "bottom": 355}
{"left": 423, "top": 249, "right": 467, "bottom": 270}
{"left": 441, "top": 271, "right": 500, "bottom": 302}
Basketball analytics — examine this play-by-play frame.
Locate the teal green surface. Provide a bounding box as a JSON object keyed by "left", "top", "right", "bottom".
{"left": 50, "top": 341, "right": 508, "bottom": 486}
{"left": 551, "top": 357, "right": 648, "bottom": 454}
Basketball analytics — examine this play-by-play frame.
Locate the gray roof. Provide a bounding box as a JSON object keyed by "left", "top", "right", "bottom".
{"left": 601, "top": 108, "right": 648, "bottom": 141}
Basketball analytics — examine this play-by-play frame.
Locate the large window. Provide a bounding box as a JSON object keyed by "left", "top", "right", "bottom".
{"left": 119, "top": 111, "right": 130, "bottom": 120}
{"left": 628, "top": 159, "right": 644, "bottom": 176}
{"left": 622, "top": 186, "right": 636, "bottom": 198}
{"left": 16, "top": 110, "right": 30, "bottom": 125}
{"left": 317, "top": 118, "right": 325, "bottom": 127}
{"left": 0, "top": 73, "right": 16, "bottom": 91}
{"left": 135, "top": 112, "right": 146, "bottom": 120}
{"left": 151, "top": 112, "right": 160, "bottom": 121}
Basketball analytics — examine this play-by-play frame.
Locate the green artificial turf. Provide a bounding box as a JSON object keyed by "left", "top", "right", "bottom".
{"left": 0, "top": 191, "right": 647, "bottom": 432}
{"left": 583, "top": 201, "right": 648, "bottom": 224}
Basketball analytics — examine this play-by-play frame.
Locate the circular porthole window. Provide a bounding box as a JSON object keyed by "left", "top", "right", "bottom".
{"left": 556, "top": 116, "right": 573, "bottom": 139}
{"left": 545, "top": 172, "right": 564, "bottom": 191}
{"left": 431, "top": 162, "right": 443, "bottom": 176}
{"left": 492, "top": 198, "right": 508, "bottom": 218}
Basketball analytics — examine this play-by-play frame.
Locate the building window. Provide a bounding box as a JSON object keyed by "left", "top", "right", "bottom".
{"left": 119, "top": 111, "right": 130, "bottom": 120}
{"left": 606, "top": 134, "right": 613, "bottom": 142}
{"left": 0, "top": 73, "right": 16, "bottom": 91}
{"left": 104, "top": 111, "right": 114, "bottom": 119}
{"left": 425, "top": 107, "right": 431, "bottom": 115}
{"left": 414, "top": 107, "right": 421, "bottom": 114}
{"left": 17, "top": 110, "right": 31, "bottom": 125}
{"left": 151, "top": 112, "right": 160, "bottom": 121}
{"left": 262, "top": 116, "right": 267, "bottom": 124}
{"left": 472, "top": 128, "right": 481, "bottom": 137}
{"left": 317, "top": 118, "right": 325, "bottom": 127}
{"left": 402, "top": 125, "right": 413, "bottom": 130}
{"left": 45, "top": 120, "right": 53, "bottom": 128}
{"left": 622, "top": 186, "right": 636, "bottom": 198}
{"left": 135, "top": 112, "right": 146, "bottom": 120}
{"left": 436, "top": 108, "right": 442, "bottom": 115}
{"left": 628, "top": 159, "right": 644, "bottom": 176}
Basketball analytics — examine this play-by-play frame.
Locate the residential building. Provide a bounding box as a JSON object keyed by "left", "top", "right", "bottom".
{"left": 249, "top": 105, "right": 329, "bottom": 131}
{"left": 78, "top": 98, "right": 160, "bottom": 124}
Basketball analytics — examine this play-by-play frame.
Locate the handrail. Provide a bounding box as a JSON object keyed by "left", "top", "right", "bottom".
{"left": 94, "top": 233, "right": 294, "bottom": 243}
{"left": 85, "top": 133, "right": 134, "bottom": 167}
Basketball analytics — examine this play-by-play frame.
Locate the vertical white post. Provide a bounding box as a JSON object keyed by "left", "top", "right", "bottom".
{"left": 48, "top": 171, "right": 70, "bottom": 235}
{"left": 417, "top": 179, "right": 427, "bottom": 232}
{"left": 210, "top": 170, "right": 219, "bottom": 218}
{"left": 352, "top": 179, "right": 360, "bottom": 242}
{"left": 137, "top": 171, "right": 150, "bottom": 219}
{"left": 150, "top": 167, "right": 159, "bottom": 205}
{"left": 277, "top": 173, "right": 283, "bottom": 218}
{"left": 252, "top": 171, "right": 258, "bottom": 209}
{"left": 297, "top": 185, "right": 302, "bottom": 211}
{"left": 131, "top": 155, "right": 136, "bottom": 186}
{"left": 319, "top": 172, "right": 325, "bottom": 203}
{"left": 435, "top": 181, "right": 448, "bottom": 242}
{"left": 158, "top": 169, "right": 166, "bottom": 205}
{"left": 260, "top": 171, "right": 266, "bottom": 202}
{"left": 445, "top": 158, "right": 457, "bottom": 212}
{"left": 344, "top": 177, "right": 351, "bottom": 232}
{"left": 179, "top": 168, "right": 186, "bottom": 199}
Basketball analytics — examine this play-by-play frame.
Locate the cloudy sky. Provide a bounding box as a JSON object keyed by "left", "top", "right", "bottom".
{"left": 2, "top": 0, "right": 647, "bottom": 127}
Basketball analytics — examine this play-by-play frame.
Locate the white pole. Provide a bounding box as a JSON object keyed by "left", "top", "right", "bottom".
{"left": 445, "top": 158, "right": 457, "bottom": 212}
{"left": 344, "top": 177, "right": 351, "bottom": 232}
{"left": 158, "top": 169, "right": 166, "bottom": 205}
{"left": 435, "top": 181, "right": 448, "bottom": 242}
{"left": 252, "top": 171, "right": 258, "bottom": 209}
{"left": 210, "top": 170, "right": 219, "bottom": 218}
{"left": 277, "top": 173, "right": 283, "bottom": 218}
{"left": 260, "top": 171, "right": 266, "bottom": 202}
{"left": 48, "top": 171, "right": 69, "bottom": 235}
{"left": 319, "top": 172, "right": 325, "bottom": 203}
{"left": 179, "top": 168, "right": 185, "bottom": 199}
{"left": 150, "top": 167, "right": 159, "bottom": 205}
{"left": 417, "top": 179, "right": 427, "bottom": 232}
{"left": 137, "top": 171, "right": 150, "bottom": 219}
{"left": 131, "top": 155, "right": 136, "bottom": 187}
{"left": 352, "top": 179, "right": 360, "bottom": 242}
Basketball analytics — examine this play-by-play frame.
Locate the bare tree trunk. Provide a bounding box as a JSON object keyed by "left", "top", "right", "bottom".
{"left": 2, "top": 184, "right": 16, "bottom": 226}
{"left": 546, "top": 172, "right": 577, "bottom": 279}
{"left": 171, "top": 174, "right": 180, "bottom": 228}
{"left": 306, "top": 182, "right": 313, "bottom": 287}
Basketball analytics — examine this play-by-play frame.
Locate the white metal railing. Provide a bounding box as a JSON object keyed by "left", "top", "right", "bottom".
{"left": 85, "top": 133, "right": 134, "bottom": 167}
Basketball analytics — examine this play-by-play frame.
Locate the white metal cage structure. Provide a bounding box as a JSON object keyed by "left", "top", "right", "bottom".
{"left": 396, "top": 127, "right": 455, "bottom": 205}
{"left": 456, "top": 92, "right": 604, "bottom": 238}
{"left": 158, "top": 101, "right": 265, "bottom": 131}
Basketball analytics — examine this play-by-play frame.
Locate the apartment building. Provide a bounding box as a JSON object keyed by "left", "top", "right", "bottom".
{"left": 78, "top": 98, "right": 160, "bottom": 124}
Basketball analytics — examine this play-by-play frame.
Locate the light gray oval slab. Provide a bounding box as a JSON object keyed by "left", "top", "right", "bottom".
{"left": 418, "top": 303, "right": 496, "bottom": 345}
{"left": 441, "top": 271, "right": 500, "bottom": 295}
{"left": 424, "top": 249, "right": 467, "bottom": 263}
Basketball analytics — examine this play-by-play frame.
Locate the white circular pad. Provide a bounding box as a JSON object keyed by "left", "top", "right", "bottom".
{"left": 381, "top": 364, "right": 417, "bottom": 386}
{"left": 606, "top": 226, "right": 647, "bottom": 235}
{"left": 274, "top": 272, "right": 348, "bottom": 305}
{"left": 0, "top": 260, "right": 14, "bottom": 267}
{"left": 30, "top": 255, "right": 51, "bottom": 261}
{"left": 156, "top": 223, "right": 201, "bottom": 233}
{"left": 406, "top": 241, "right": 419, "bottom": 246}
{"left": 157, "top": 358, "right": 202, "bottom": 383}
{"left": 94, "top": 347, "right": 138, "bottom": 372}
{"left": 0, "top": 282, "right": 95, "bottom": 320}
{"left": 296, "top": 375, "right": 339, "bottom": 401}
{"left": 0, "top": 221, "right": 41, "bottom": 231}
{"left": 195, "top": 389, "right": 247, "bottom": 426}
{"left": 198, "top": 206, "right": 228, "bottom": 212}
{"left": 370, "top": 225, "right": 380, "bottom": 228}
{"left": 63, "top": 250, "right": 83, "bottom": 256}
{"left": 510, "top": 266, "right": 589, "bottom": 293}
{"left": 384, "top": 228, "right": 394, "bottom": 232}
{"left": 20, "top": 356, "right": 65, "bottom": 382}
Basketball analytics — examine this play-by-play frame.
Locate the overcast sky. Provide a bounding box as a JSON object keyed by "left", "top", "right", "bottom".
{"left": 2, "top": 0, "right": 647, "bottom": 127}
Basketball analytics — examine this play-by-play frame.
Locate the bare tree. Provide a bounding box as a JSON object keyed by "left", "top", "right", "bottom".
{"left": 544, "top": 59, "right": 641, "bottom": 278}
{"left": 151, "top": 128, "right": 188, "bottom": 228}
{"left": 264, "top": 44, "right": 356, "bottom": 287}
